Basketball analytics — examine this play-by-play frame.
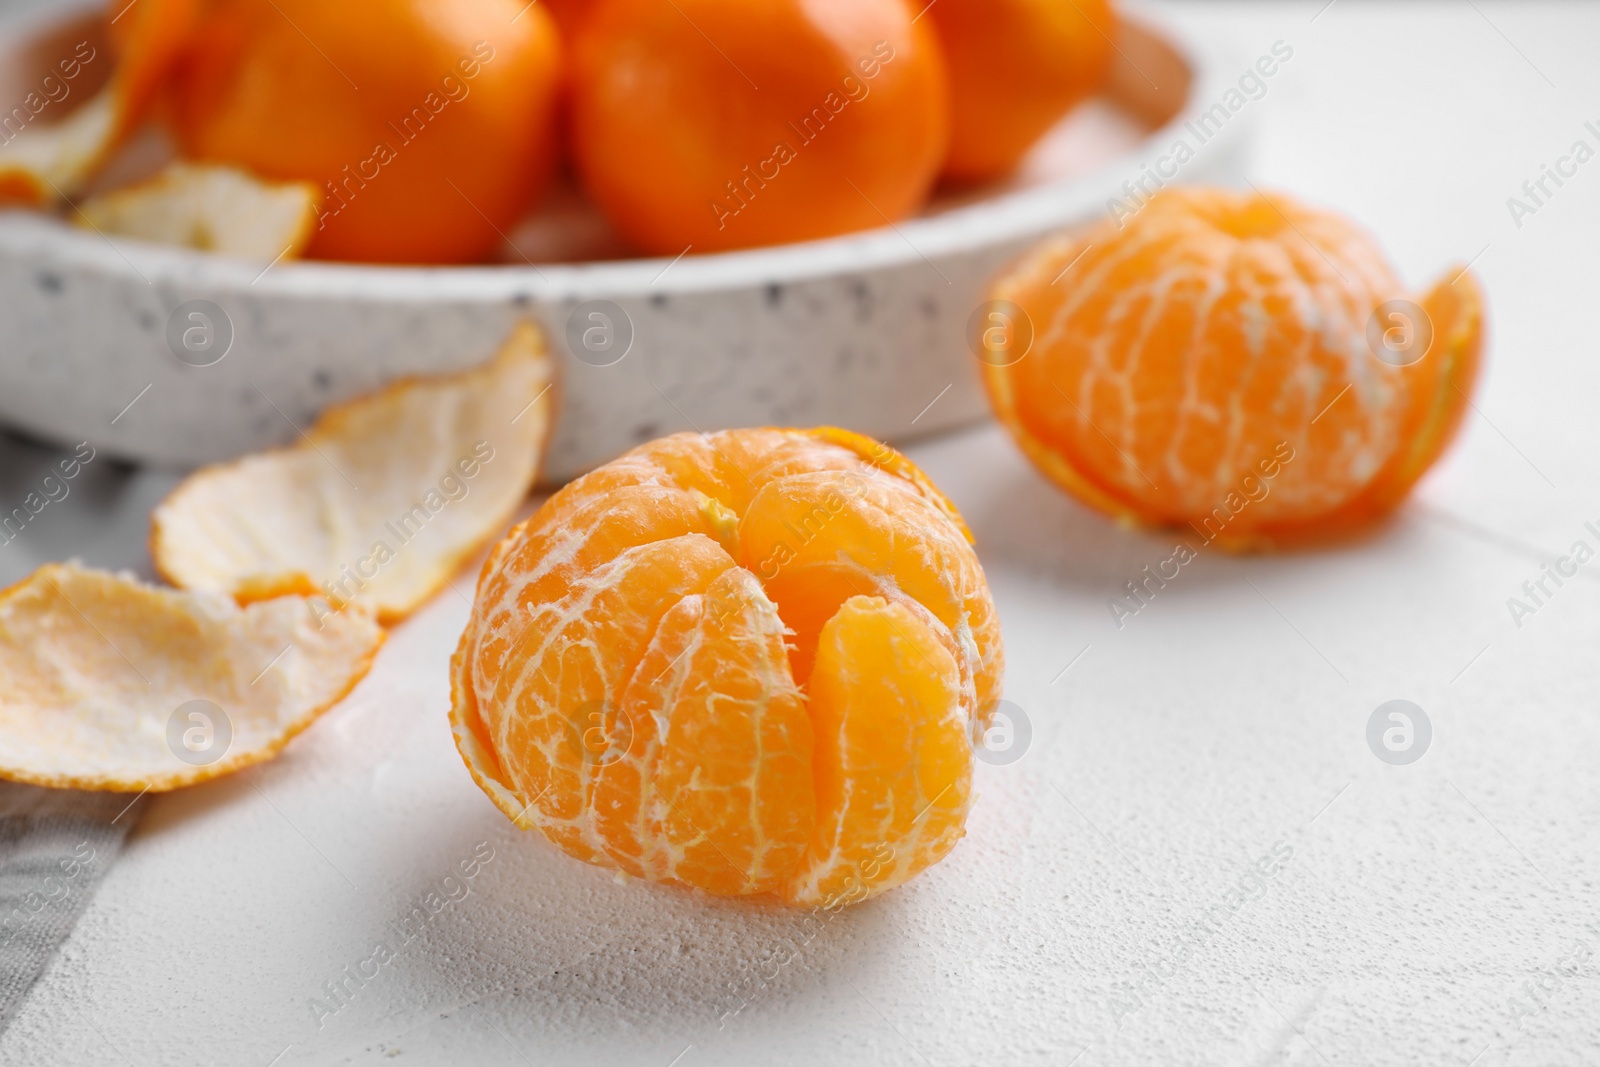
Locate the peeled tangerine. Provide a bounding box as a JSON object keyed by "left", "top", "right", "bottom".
{"left": 152, "top": 323, "right": 554, "bottom": 624}
{"left": 982, "top": 187, "right": 1485, "bottom": 547}
{"left": 0, "top": 562, "right": 382, "bottom": 792}
{"left": 450, "top": 428, "right": 1004, "bottom": 907}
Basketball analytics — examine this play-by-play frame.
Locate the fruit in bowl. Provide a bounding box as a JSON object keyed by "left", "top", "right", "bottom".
{"left": 927, "top": 0, "right": 1116, "bottom": 183}
{"left": 1, "top": 0, "right": 1124, "bottom": 264}
{"left": 168, "top": 0, "right": 565, "bottom": 264}
{"left": 568, "top": 0, "right": 950, "bottom": 255}
{"left": 0, "top": 0, "right": 1197, "bottom": 481}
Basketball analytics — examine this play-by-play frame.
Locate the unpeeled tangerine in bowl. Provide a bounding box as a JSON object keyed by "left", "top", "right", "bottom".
{"left": 449, "top": 428, "right": 1004, "bottom": 907}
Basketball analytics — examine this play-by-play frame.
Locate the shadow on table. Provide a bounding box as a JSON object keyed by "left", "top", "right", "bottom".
{"left": 378, "top": 802, "right": 905, "bottom": 1056}
{"left": 961, "top": 442, "right": 1415, "bottom": 597}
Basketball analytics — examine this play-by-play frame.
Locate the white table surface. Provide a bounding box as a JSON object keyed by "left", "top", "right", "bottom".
{"left": 3, "top": 2, "right": 1599, "bottom": 1064}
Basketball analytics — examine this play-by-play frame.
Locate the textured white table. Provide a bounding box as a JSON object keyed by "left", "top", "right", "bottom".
{"left": 2, "top": 2, "right": 1599, "bottom": 1064}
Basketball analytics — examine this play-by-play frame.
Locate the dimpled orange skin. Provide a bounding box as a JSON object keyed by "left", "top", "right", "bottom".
{"left": 168, "top": 0, "right": 562, "bottom": 264}
{"left": 983, "top": 187, "right": 1485, "bottom": 547}
{"left": 927, "top": 0, "right": 1115, "bottom": 183}
{"left": 569, "top": 0, "right": 950, "bottom": 255}
{"left": 449, "top": 428, "right": 1004, "bottom": 907}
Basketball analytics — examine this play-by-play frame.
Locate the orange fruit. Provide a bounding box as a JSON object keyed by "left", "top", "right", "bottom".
{"left": 980, "top": 187, "right": 1485, "bottom": 547}
{"left": 106, "top": 0, "right": 203, "bottom": 140}
{"left": 167, "top": 0, "right": 562, "bottom": 264}
{"left": 927, "top": 0, "right": 1115, "bottom": 183}
{"left": 450, "top": 428, "right": 1004, "bottom": 906}
{"left": 541, "top": 0, "right": 592, "bottom": 35}
{"left": 568, "top": 0, "right": 949, "bottom": 254}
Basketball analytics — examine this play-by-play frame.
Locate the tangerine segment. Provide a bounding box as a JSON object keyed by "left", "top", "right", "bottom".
{"left": 72, "top": 162, "right": 320, "bottom": 260}
{"left": 596, "top": 567, "right": 813, "bottom": 896}
{"left": 450, "top": 428, "right": 1003, "bottom": 905}
{"left": 0, "top": 562, "right": 383, "bottom": 792}
{"left": 1285, "top": 270, "right": 1486, "bottom": 541}
{"left": 737, "top": 469, "right": 1001, "bottom": 700}
{"left": 984, "top": 187, "right": 1485, "bottom": 545}
{"left": 484, "top": 534, "right": 735, "bottom": 866}
{"left": 151, "top": 322, "right": 554, "bottom": 625}
{"left": 1344, "top": 270, "right": 1485, "bottom": 517}
{"left": 449, "top": 509, "right": 718, "bottom": 845}
{"left": 781, "top": 596, "right": 969, "bottom": 908}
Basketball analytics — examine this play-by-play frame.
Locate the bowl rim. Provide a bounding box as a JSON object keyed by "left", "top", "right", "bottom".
{"left": 0, "top": 1, "right": 1236, "bottom": 302}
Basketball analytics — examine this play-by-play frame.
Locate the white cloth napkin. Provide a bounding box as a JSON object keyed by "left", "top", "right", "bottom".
{"left": 0, "top": 783, "right": 143, "bottom": 1029}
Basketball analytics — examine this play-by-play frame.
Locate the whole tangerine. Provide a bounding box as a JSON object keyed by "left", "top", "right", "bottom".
{"left": 568, "top": 0, "right": 950, "bottom": 254}
{"left": 450, "top": 428, "right": 1004, "bottom": 906}
{"left": 926, "top": 0, "right": 1116, "bottom": 183}
{"left": 168, "top": 0, "right": 562, "bottom": 264}
{"left": 980, "top": 187, "right": 1485, "bottom": 546}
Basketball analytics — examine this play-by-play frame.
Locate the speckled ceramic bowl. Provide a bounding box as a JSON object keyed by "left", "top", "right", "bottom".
{"left": 0, "top": 4, "right": 1249, "bottom": 482}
